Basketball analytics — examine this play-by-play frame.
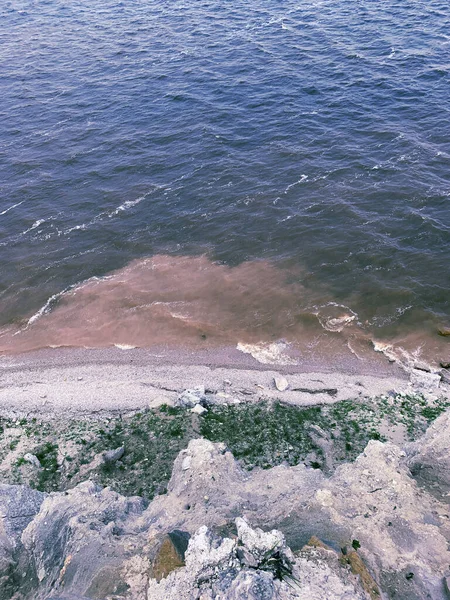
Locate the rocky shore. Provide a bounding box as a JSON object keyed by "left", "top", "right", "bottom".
{"left": 0, "top": 350, "right": 449, "bottom": 599}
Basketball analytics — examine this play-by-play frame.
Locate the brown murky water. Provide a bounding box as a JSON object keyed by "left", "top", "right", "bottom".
{"left": 0, "top": 255, "right": 447, "bottom": 369}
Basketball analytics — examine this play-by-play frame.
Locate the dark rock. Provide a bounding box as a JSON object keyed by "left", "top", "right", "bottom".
{"left": 167, "top": 530, "right": 190, "bottom": 562}
{"left": 441, "top": 370, "right": 450, "bottom": 385}
{"left": 152, "top": 530, "right": 190, "bottom": 582}
{"left": 0, "top": 484, "right": 45, "bottom": 546}
{"left": 440, "top": 362, "right": 450, "bottom": 369}
{"left": 444, "top": 575, "right": 450, "bottom": 598}
{"left": 438, "top": 328, "right": 450, "bottom": 337}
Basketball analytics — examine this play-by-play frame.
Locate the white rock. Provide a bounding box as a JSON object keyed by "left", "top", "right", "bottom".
{"left": 23, "top": 453, "right": 41, "bottom": 469}
{"left": 177, "top": 386, "right": 206, "bottom": 407}
{"left": 191, "top": 404, "right": 207, "bottom": 415}
{"left": 182, "top": 456, "right": 192, "bottom": 471}
{"left": 274, "top": 376, "right": 289, "bottom": 392}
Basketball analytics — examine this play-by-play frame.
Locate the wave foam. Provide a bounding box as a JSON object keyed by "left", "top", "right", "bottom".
{"left": 236, "top": 341, "right": 297, "bottom": 365}
{"left": 0, "top": 201, "right": 24, "bottom": 217}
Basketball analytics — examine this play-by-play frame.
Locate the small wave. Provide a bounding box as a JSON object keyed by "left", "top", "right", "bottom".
{"left": 313, "top": 303, "right": 358, "bottom": 333}
{"left": 25, "top": 288, "right": 71, "bottom": 328}
{"left": 114, "top": 344, "right": 137, "bottom": 350}
{"left": 372, "top": 340, "right": 425, "bottom": 370}
{"left": 64, "top": 223, "right": 88, "bottom": 234}
{"left": 63, "top": 188, "right": 159, "bottom": 236}
{"left": 21, "top": 219, "right": 46, "bottom": 236}
{"left": 346, "top": 339, "right": 364, "bottom": 360}
{"left": 387, "top": 47, "right": 396, "bottom": 59}
{"left": 284, "top": 174, "right": 308, "bottom": 193}
{"left": 109, "top": 194, "right": 147, "bottom": 217}
{"left": 21, "top": 272, "right": 116, "bottom": 331}
{"left": 0, "top": 201, "right": 24, "bottom": 216}
{"left": 237, "top": 341, "right": 297, "bottom": 365}
{"left": 369, "top": 305, "right": 412, "bottom": 328}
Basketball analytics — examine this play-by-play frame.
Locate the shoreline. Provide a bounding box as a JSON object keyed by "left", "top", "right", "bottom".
{"left": 0, "top": 344, "right": 414, "bottom": 417}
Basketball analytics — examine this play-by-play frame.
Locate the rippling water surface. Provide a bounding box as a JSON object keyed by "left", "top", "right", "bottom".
{"left": 1, "top": 0, "right": 449, "bottom": 365}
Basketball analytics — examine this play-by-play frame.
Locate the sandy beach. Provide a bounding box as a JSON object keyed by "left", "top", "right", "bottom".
{"left": 0, "top": 344, "right": 414, "bottom": 417}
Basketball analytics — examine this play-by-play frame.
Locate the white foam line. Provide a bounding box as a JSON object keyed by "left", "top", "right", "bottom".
{"left": 284, "top": 174, "right": 308, "bottom": 193}
{"left": 21, "top": 219, "right": 45, "bottom": 236}
{"left": 109, "top": 189, "right": 156, "bottom": 218}
{"left": 25, "top": 288, "right": 69, "bottom": 328}
{"left": 21, "top": 276, "right": 99, "bottom": 331}
{"left": 0, "top": 201, "right": 24, "bottom": 216}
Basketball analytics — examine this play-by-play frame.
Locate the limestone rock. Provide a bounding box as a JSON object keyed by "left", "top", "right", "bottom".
{"left": 406, "top": 408, "right": 450, "bottom": 501}
{"left": 176, "top": 385, "right": 206, "bottom": 408}
{"left": 274, "top": 376, "right": 289, "bottom": 392}
{"left": 441, "top": 370, "right": 450, "bottom": 386}
{"left": 23, "top": 453, "right": 42, "bottom": 468}
{"left": 190, "top": 403, "right": 207, "bottom": 415}
{"left": 147, "top": 520, "right": 370, "bottom": 600}
{"left": 410, "top": 369, "right": 441, "bottom": 392}
{"left": 0, "top": 484, "right": 45, "bottom": 547}
{"left": 1, "top": 409, "right": 450, "bottom": 599}
{"left": 102, "top": 445, "right": 125, "bottom": 464}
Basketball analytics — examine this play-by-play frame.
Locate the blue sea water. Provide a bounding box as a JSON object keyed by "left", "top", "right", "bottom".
{"left": 0, "top": 0, "right": 449, "bottom": 361}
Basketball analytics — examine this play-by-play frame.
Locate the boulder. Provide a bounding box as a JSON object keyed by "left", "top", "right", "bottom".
{"left": 190, "top": 403, "right": 207, "bottom": 415}
{"left": 176, "top": 386, "right": 206, "bottom": 408}
{"left": 23, "top": 453, "right": 42, "bottom": 468}
{"left": 274, "top": 376, "right": 289, "bottom": 392}
{"left": 146, "top": 520, "right": 370, "bottom": 600}
{"left": 410, "top": 369, "right": 441, "bottom": 392}
{"left": 406, "top": 408, "right": 450, "bottom": 501}
{"left": 102, "top": 446, "right": 125, "bottom": 464}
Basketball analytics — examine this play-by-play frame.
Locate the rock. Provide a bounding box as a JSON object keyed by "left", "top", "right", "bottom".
{"left": 102, "top": 446, "right": 125, "bottom": 464}
{"left": 202, "top": 391, "right": 239, "bottom": 407}
{"left": 181, "top": 456, "right": 191, "bottom": 470}
{"left": 440, "top": 361, "right": 450, "bottom": 369}
{"left": 441, "top": 370, "right": 450, "bottom": 385}
{"left": 344, "top": 550, "right": 381, "bottom": 600}
{"left": 438, "top": 328, "right": 450, "bottom": 337}
{"left": 190, "top": 403, "right": 207, "bottom": 415}
{"left": 413, "top": 361, "right": 431, "bottom": 373}
{"left": 176, "top": 385, "right": 206, "bottom": 408}
{"left": 23, "top": 453, "right": 41, "bottom": 468}
{"left": 444, "top": 575, "right": 450, "bottom": 597}
{"left": 19, "top": 481, "right": 147, "bottom": 599}
{"left": 274, "top": 376, "right": 289, "bottom": 392}
{"left": 147, "top": 520, "right": 370, "bottom": 600}
{"left": 406, "top": 408, "right": 450, "bottom": 501}
{"left": 152, "top": 530, "right": 190, "bottom": 582}
{"left": 4, "top": 410, "right": 450, "bottom": 599}
{"left": 0, "top": 484, "right": 45, "bottom": 547}
{"left": 410, "top": 369, "right": 441, "bottom": 392}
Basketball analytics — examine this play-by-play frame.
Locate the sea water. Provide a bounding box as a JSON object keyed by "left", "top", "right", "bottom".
{"left": 1, "top": 0, "right": 449, "bottom": 365}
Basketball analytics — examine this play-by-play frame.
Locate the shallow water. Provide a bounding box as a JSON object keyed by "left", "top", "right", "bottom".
{"left": 0, "top": 0, "right": 449, "bottom": 365}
